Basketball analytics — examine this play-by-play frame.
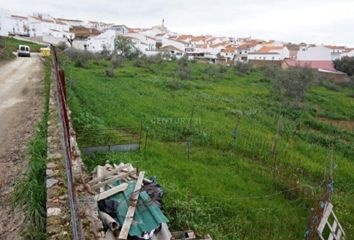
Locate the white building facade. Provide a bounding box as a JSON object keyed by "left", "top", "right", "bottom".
{"left": 297, "top": 46, "right": 332, "bottom": 61}
{"left": 0, "top": 11, "right": 30, "bottom": 37}
{"left": 248, "top": 47, "right": 289, "bottom": 61}
{"left": 0, "top": 9, "right": 11, "bottom": 36}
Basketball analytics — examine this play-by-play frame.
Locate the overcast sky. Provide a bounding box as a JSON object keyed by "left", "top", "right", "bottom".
{"left": 1, "top": 0, "right": 353, "bottom": 46}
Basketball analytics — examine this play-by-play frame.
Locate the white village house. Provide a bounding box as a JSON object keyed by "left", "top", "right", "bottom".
{"left": 297, "top": 46, "right": 332, "bottom": 61}
{"left": 85, "top": 29, "right": 118, "bottom": 52}
{"left": 0, "top": 10, "right": 30, "bottom": 37}
{"left": 29, "top": 16, "right": 72, "bottom": 38}
{"left": 248, "top": 46, "right": 290, "bottom": 61}
{"left": 0, "top": 9, "right": 11, "bottom": 36}
{"left": 234, "top": 43, "right": 262, "bottom": 62}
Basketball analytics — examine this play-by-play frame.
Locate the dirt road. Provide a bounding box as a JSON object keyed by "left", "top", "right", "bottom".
{"left": 0, "top": 54, "right": 44, "bottom": 239}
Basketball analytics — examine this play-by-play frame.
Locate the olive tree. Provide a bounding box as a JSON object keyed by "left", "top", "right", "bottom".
{"left": 334, "top": 56, "right": 354, "bottom": 76}
{"left": 272, "top": 66, "right": 317, "bottom": 102}
{"left": 113, "top": 36, "right": 140, "bottom": 60}
{"left": 176, "top": 55, "right": 192, "bottom": 80}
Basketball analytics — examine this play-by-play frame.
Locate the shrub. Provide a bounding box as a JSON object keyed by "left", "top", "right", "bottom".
{"left": 261, "top": 64, "right": 281, "bottom": 82}
{"left": 104, "top": 68, "right": 115, "bottom": 78}
{"left": 64, "top": 48, "right": 98, "bottom": 68}
{"left": 100, "top": 44, "right": 111, "bottom": 59}
{"left": 149, "top": 54, "right": 164, "bottom": 64}
{"left": 234, "top": 62, "right": 252, "bottom": 75}
{"left": 166, "top": 79, "right": 184, "bottom": 90}
{"left": 272, "top": 66, "right": 317, "bottom": 103}
{"left": 319, "top": 78, "right": 343, "bottom": 92}
{"left": 334, "top": 56, "right": 354, "bottom": 76}
{"left": 176, "top": 56, "right": 192, "bottom": 80}
{"left": 202, "top": 65, "right": 227, "bottom": 81}
{"left": 74, "top": 58, "right": 87, "bottom": 68}
{"left": 133, "top": 55, "right": 150, "bottom": 67}
{"left": 0, "top": 47, "right": 15, "bottom": 61}
{"left": 111, "top": 54, "right": 124, "bottom": 68}
{"left": 349, "top": 75, "right": 354, "bottom": 97}
{"left": 56, "top": 41, "right": 68, "bottom": 51}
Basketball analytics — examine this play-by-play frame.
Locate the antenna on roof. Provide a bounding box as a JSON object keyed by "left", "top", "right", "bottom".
{"left": 162, "top": 18, "right": 165, "bottom": 27}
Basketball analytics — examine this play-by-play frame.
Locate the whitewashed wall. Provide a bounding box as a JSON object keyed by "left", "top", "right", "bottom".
{"left": 297, "top": 46, "right": 332, "bottom": 61}
{"left": 248, "top": 53, "right": 281, "bottom": 61}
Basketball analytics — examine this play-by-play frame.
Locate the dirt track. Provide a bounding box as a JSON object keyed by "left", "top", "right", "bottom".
{"left": 0, "top": 54, "right": 44, "bottom": 239}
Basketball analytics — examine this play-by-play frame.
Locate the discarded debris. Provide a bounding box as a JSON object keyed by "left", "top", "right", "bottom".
{"left": 89, "top": 162, "right": 212, "bottom": 240}
{"left": 89, "top": 163, "right": 167, "bottom": 240}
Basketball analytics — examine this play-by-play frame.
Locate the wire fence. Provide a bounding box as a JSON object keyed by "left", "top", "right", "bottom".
{"left": 52, "top": 46, "right": 83, "bottom": 240}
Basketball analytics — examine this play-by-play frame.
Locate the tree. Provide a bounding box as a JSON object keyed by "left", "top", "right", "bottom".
{"left": 272, "top": 66, "right": 317, "bottom": 103}
{"left": 114, "top": 36, "right": 140, "bottom": 60}
{"left": 334, "top": 57, "right": 354, "bottom": 76}
{"left": 234, "top": 62, "right": 252, "bottom": 76}
{"left": 56, "top": 41, "right": 68, "bottom": 51}
{"left": 100, "top": 44, "right": 110, "bottom": 58}
{"left": 202, "top": 64, "right": 227, "bottom": 81}
{"left": 261, "top": 64, "right": 281, "bottom": 82}
{"left": 66, "top": 35, "right": 75, "bottom": 48}
{"left": 176, "top": 55, "right": 192, "bottom": 80}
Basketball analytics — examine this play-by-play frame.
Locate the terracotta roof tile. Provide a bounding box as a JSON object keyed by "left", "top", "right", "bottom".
{"left": 160, "top": 45, "right": 183, "bottom": 52}
{"left": 258, "top": 46, "right": 284, "bottom": 53}
{"left": 284, "top": 59, "right": 340, "bottom": 72}
{"left": 56, "top": 18, "right": 83, "bottom": 22}
{"left": 31, "top": 16, "right": 55, "bottom": 23}
{"left": 11, "top": 15, "right": 28, "bottom": 20}
{"left": 222, "top": 46, "right": 236, "bottom": 53}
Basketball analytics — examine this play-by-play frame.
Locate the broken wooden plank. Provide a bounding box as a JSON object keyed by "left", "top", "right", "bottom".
{"left": 97, "top": 165, "right": 105, "bottom": 193}
{"left": 337, "top": 230, "right": 342, "bottom": 239}
{"left": 105, "top": 163, "right": 114, "bottom": 172}
{"left": 331, "top": 211, "right": 345, "bottom": 236}
{"left": 203, "top": 234, "right": 213, "bottom": 240}
{"left": 89, "top": 164, "right": 131, "bottom": 186}
{"left": 94, "top": 183, "right": 129, "bottom": 201}
{"left": 171, "top": 230, "right": 196, "bottom": 240}
{"left": 91, "top": 170, "right": 136, "bottom": 191}
{"left": 118, "top": 171, "right": 145, "bottom": 240}
{"left": 317, "top": 202, "right": 333, "bottom": 232}
{"left": 113, "top": 163, "right": 124, "bottom": 169}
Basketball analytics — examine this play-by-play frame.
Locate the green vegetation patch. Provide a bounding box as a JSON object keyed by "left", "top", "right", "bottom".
{"left": 62, "top": 52, "right": 354, "bottom": 239}
{"left": 13, "top": 58, "right": 51, "bottom": 239}
{"left": 0, "top": 36, "right": 43, "bottom": 53}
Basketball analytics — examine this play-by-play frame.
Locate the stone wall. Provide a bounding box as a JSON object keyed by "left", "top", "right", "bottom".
{"left": 46, "top": 74, "right": 72, "bottom": 239}
{"left": 46, "top": 63, "right": 104, "bottom": 239}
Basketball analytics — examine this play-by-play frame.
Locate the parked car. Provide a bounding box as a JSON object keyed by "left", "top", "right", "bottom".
{"left": 17, "top": 45, "right": 31, "bottom": 57}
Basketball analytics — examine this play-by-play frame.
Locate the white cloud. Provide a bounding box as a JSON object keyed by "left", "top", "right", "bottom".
{"left": 1, "top": 0, "right": 353, "bottom": 46}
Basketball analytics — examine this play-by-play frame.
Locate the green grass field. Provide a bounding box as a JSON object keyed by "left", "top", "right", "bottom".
{"left": 62, "top": 54, "right": 354, "bottom": 239}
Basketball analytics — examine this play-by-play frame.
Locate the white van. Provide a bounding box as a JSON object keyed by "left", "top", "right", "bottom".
{"left": 17, "top": 45, "right": 31, "bottom": 57}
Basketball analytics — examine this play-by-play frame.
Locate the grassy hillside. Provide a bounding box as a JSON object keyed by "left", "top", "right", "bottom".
{"left": 0, "top": 37, "right": 15, "bottom": 61}
{"left": 62, "top": 54, "right": 354, "bottom": 239}
{"left": 0, "top": 36, "right": 42, "bottom": 54}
